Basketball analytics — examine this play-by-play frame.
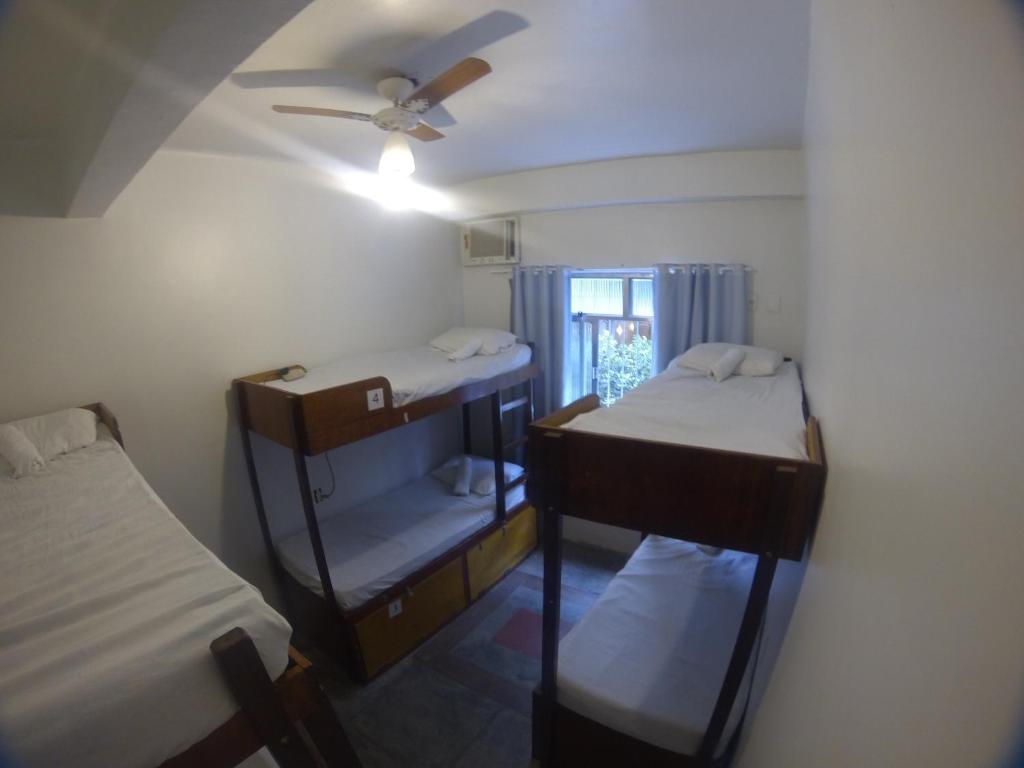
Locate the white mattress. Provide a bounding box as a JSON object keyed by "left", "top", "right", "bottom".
{"left": 267, "top": 344, "right": 533, "bottom": 406}
{"left": 565, "top": 361, "right": 807, "bottom": 460}
{"left": 0, "top": 432, "right": 293, "bottom": 768}
{"left": 277, "top": 474, "right": 525, "bottom": 611}
{"left": 557, "top": 536, "right": 757, "bottom": 755}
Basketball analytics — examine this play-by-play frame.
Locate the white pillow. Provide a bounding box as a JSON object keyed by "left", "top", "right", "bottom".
{"left": 448, "top": 337, "right": 483, "bottom": 362}
{"left": 432, "top": 454, "right": 524, "bottom": 496}
{"left": 0, "top": 424, "right": 46, "bottom": 478}
{"left": 676, "top": 343, "right": 783, "bottom": 377}
{"left": 708, "top": 348, "right": 745, "bottom": 382}
{"left": 430, "top": 327, "right": 516, "bottom": 356}
{"left": 9, "top": 408, "right": 98, "bottom": 460}
{"left": 452, "top": 455, "right": 472, "bottom": 496}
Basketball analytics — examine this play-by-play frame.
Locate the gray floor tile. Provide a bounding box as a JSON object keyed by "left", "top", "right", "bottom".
{"left": 452, "top": 708, "right": 532, "bottom": 768}
{"left": 348, "top": 662, "right": 501, "bottom": 768}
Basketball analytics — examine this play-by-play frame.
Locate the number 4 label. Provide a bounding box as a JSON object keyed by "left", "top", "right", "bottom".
{"left": 367, "top": 388, "right": 384, "bottom": 411}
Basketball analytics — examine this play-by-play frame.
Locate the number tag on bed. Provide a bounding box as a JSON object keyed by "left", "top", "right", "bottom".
{"left": 388, "top": 598, "right": 402, "bottom": 618}
{"left": 366, "top": 388, "right": 384, "bottom": 412}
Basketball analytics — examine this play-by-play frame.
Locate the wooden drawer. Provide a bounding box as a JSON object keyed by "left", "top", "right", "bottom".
{"left": 354, "top": 557, "right": 466, "bottom": 678}
{"left": 468, "top": 506, "right": 537, "bottom": 600}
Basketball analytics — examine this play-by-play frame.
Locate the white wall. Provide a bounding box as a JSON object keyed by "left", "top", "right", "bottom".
{"left": 0, "top": 149, "right": 462, "bottom": 600}
{"left": 741, "top": 2, "right": 1024, "bottom": 766}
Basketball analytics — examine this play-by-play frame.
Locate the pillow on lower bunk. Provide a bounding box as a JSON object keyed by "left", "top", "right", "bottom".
{"left": 430, "top": 327, "right": 516, "bottom": 356}
{"left": 676, "top": 342, "right": 783, "bottom": 377}
{"left": 0, "top": 424, "right": 46, "bottom": 478}
{"left": 6, "top": 408, "right": 98, "bottom": 460}
{"left": 432, "top": 455, "right": 524, "bottom": 496}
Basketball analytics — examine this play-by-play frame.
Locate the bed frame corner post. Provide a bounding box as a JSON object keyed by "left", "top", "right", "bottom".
{"left": 535, "top": 430, "right": 565, "bottom": 767}
{"left": 210, "top": 628, "right": 315, "bottom": 768}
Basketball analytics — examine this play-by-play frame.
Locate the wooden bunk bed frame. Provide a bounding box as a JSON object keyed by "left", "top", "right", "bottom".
{"left": 233, "top": 355, "right": 541, "bottom": 681}
{"left": 77, "top": 404, "right": 360, "bottom": 768}
{"left": 527, "top": 385, "right": 827, "bottom": 768}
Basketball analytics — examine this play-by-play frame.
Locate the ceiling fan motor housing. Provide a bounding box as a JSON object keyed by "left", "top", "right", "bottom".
{"left": 371, "top": 106, "right": 422, "bottom": 132}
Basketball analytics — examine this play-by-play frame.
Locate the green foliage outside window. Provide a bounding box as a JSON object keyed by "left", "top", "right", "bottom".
{"left": 596, "top": 328, "right": 653, "bottom": 405}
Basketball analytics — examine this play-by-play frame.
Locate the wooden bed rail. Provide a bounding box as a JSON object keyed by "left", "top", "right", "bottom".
{"left": 82, "top": 402, "right": 124, "bottom": 448}
{"left": 235, "top": 362, "right": 540, "bottom": 456}
{"left": 528, "top": 397, "right": 826, "bottom": 562}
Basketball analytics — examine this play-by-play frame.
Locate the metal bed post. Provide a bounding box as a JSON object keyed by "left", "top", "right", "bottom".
{"left": 287, "top": 398, "right": 345, "bottom": 641}
{"left": 462, "top": 402, "right": 472, "bottom": 454}
{"left": 234, "top": 384, "right": 298, "bottom": 625}
{"left": 696, "top": 553, "right": 778, "bottom": 764}
{"left": 536, "top": 431, "right": 565, "bottom": 767}
{"left": 489, "top": 390, "right": 507, "bottom": 522}
{"left": 697, "top": 464, "right": 796, "bottom": 764}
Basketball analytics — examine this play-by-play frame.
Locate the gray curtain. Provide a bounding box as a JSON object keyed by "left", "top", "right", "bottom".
{"left": 510, "top": 265, "right": 572, "bottom": 417}
{"left": 652, "top": 263, "right": 749, "bottom": 372}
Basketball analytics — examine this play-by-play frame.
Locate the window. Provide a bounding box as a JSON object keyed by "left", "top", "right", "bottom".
{"left": 569, "top": 272, "right": 654, "bottom": 405}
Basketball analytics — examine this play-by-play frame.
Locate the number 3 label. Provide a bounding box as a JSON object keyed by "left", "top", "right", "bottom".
{"left": 367, "top": 388, "right": 384, "bottom": 411}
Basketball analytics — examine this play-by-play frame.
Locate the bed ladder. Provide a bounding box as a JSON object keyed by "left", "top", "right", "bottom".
{"left": 462, "top": 378, "right": 535, "bottom": 522}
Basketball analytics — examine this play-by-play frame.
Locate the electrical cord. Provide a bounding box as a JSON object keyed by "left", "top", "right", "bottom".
{"left": 314, "top": 451, "right": 337, "bottom": 503}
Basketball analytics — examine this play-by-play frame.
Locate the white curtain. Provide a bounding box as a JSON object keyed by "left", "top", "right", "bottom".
{"left": 653, "top": 263, "right": 749, "bottom": 372}
{"left": 510, "top": 266, "right": 572, "bottom": 417}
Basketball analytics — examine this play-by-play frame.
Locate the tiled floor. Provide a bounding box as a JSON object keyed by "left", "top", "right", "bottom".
{"left": 314, "top": 542, "right": 627, "bottom": 768}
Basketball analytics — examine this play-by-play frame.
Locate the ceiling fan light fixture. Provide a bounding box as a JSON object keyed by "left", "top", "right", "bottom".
{"left": 379, "top": 131, "right": 415, "bottom": 177}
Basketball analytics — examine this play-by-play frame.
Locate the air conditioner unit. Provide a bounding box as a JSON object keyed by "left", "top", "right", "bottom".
{"left": 460, "top": 217, "right": 520, "bottom": 266}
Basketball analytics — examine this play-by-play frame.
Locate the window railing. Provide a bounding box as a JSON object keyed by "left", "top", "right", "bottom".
{"left": 570, "top": 314, "right": 653, "bottom": 405}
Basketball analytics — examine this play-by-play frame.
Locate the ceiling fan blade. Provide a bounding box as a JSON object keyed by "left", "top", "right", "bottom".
{"left": 406, "top": 57, "right": 491, "bottom": 112}
{"left": 399, "top": 11, "right": 527, "bottom": 84}
{"left": 271, "top": 105, "right": 373, "bottom": 121}
{"left": 404, "top": 122, "right": 445, "bottom": 142}
{"left": 233, "top": 69, "right": 375, "bottom": 93}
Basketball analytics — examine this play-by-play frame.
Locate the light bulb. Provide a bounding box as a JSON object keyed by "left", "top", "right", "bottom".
{"left": 378, "top": 131, "right": 415, "bottom": 177}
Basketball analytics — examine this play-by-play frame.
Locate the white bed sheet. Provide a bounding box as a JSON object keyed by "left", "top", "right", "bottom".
{"left": 0, "top": 432, "right": 292, "bottom": 768}
{"left": 557, "top": 535, "right": 756, "bottom": 755}
{"left": 565, "top": 361, "right": 808, "bottom": 460}
{"left": 277, "top": 475, "right": 525, "bottom": 611}
{"left": 267, "top": 344, "right": 533, "bottom": 406}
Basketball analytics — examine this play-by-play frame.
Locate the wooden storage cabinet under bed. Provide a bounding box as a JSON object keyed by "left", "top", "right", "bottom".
{"left": 468, "top": 504, "right": 537, "bottom": 600}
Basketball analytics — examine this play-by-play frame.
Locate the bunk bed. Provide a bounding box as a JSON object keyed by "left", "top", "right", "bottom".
{"left": 234, "top": 341, "right": 541, "bottom": 681}
{"left": 0, "top": 404, "right": 359, "bottom": 768}
{"left": 527, "top": 358, "right": 827, "bottom": 767}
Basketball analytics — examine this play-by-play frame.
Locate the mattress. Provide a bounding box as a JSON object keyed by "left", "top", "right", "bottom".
{"left": 267, "top": 343, "right": 533, "bottom": 406}
{"left": 565, "top": 361, "right": 808, "bottom": 460}
{"left": 277, "top": 474, "right": 525, "bottom": 611}
{"left": 557, "top": 536, "right": 757, "bottom": 756}
{"left": 0, "top": 431, "right": 293, "bottom": 768}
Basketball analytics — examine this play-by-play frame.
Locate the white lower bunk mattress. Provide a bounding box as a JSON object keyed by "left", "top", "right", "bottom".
{"left": 565, "top": 361, "right": 808, "bottom": 460}
{"left": 0, "top": 431, "right": 292, "bottom": 768}
{"left": 267, "top": 343, "right": 533, "bottom": 407}
{"left": 557, "top": 535, "right": 757, "bottom": 755}
{"left": 277, "top": 474, "right": 525, "bottom": 611}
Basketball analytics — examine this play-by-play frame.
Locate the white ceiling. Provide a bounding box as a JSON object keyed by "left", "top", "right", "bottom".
{"left": 167, "top": 0, "right": 810, "bottom": 185}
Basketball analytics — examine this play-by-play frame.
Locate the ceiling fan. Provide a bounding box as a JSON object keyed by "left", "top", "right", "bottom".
{"left": 271, "top": 57, "right": 492, "bottom": 177}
